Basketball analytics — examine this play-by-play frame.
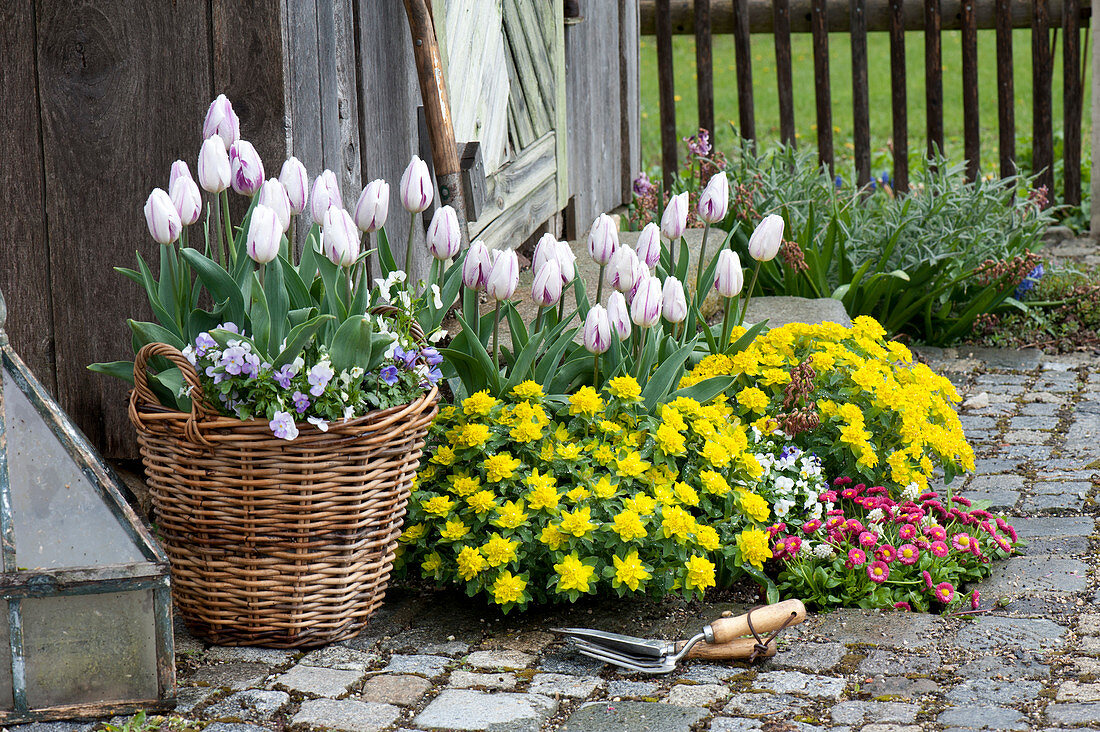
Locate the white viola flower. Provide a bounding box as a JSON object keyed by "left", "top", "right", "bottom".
{"left": 429, "top": 329, "right": 447, "bottom": 343}
{"left": 307, "top": 417, "right": 330, "bottom": 432}
{"left": 431, "top": 284, "right": 443, "bottom": 309}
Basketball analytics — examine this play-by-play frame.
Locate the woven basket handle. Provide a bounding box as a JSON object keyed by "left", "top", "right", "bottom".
{"left": 131, "top": 342, "right": 214, "bottom": 446}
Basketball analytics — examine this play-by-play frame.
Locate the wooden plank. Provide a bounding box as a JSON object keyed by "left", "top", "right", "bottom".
{"left": 1092, "top": 0, "right": 1100, "bottom": 234}
{"left": 0, "top": 0, "right": 55, "bottom": 393}
{"left": 995, "top": 0, "right": 1016, "bottom": 179}
{"left": 694, "top": 0, "right": 715, "bottom": 140}
{"left": 961, "top": 0, "right": 979, "bottom": 181}
{"left": 620, "top": 0, "right": 642, "bottom": 203}
{"left": 638, "top": 0, "right": 1087, "bottom": 32}
{"left": 811, "top": 0, "right": 833, "bottom": 172}
{"left": 502, "top": 0, "right": 552, "bottom": 136}
{"left": 330, "top": 0, "right": 364, "bottom": 202}
{"left": 889, "top": 0, "right": 908, "bottom": 192}
{"left": 773, "top": 0, "right": 796, "bottom": 147}
{"left": 732, "top": 0, "right": 754, "bottom": 142}
{"left": 850, "top": 0, "right": 870, "bottom": 187}
{"left": 1063, "top": 0, "right": 1082, "bottom": 205}
{"left": 656, "top": 0, "right": 678, "bottom": 190}
{"left": 554, "top": 0, "right": 571, "bottom": 209}
{"left": 924, "top": 0, "right": 944, "bottom": 157}
{"left": 504, "top": 37, "right": 538, "bottom": 149}
{"left": 1033, "top": 0, "right": 1054, "bottom": 197}
{"left": 565, "top": 4, "right": 592, "bottom": 227}
{"left": 35, "top": 0, "right": 211, "bottom": 457}
{"left": 470, "top": 132, "right": 557, "bottom": 238}
{"left": 283, "top": 0, "right": 325, "bottom": 197}
{"left": 475, "top": 174, "right": 560, "bottom": 251}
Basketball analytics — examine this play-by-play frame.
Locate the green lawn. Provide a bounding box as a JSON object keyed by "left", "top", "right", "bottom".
{"left": 638, "top": 29, "right": 1091, "bottom": 185}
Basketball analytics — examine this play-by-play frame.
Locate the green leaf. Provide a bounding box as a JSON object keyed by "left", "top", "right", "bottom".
{"left": 133, "top": 251, "right": 182, "bottom": 340}
{"left": 573, "top": 276, "right": 590, "bottom": 319}
{"left": 129, "top": 319, "right": 185, "bottom": 351}
{"left": 249, "top": 272, "right": 272, "bottom": 356}
{"left": 456, "top": 313, "right": 502, "bottom": 394}
{"left": 504, "top": 301, "right": 529, "bottom": 352}
{"left": 279, "top": 253, "right": 313, "bottom": 310}
{"left": 377, "top": 227, "right": 398, "bottom": 277}
{"left": 180, "top": 248, "right": 245, "bottom": 326}
{"left": 150, "top": 367, "right": 192, "bottom": 412}
{"left": 549, "top": 354, "right": 591, "bottom": 394}
{"left": 263, "top": 258, "right": 290, "bottom": 352}
{"left": 272, "top": 314, "right": 335, "bottom": 369}
{"left": 663, "top": 375, "right": 736, "bottom": 405}
{"left": 87, "top": 360, "right": 136, "bottom": 385}
{"left": 330, "top": 315, "right": 375, "bottom": 373}
{"left": 298, "top": 225, "right": 321, "bottom": 284}
{"left": 640, "top": 338, "right": 698, "bottom": 406}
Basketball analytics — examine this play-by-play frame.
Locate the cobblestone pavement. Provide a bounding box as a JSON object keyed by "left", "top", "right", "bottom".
{"left": 20, "top": 346, "right": 1100, "bottom": 732}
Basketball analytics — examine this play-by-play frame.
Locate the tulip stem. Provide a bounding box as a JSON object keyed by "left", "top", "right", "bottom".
{"left": 737, "top": 260, "right": 762, "bottom": 328}
{"left": 220, "top": 191, "right": 234, "bottom": 269}
{"left": 405, "top": 213, "right": 417, "bottom": 291}
{"left": 595, "top": 264, "right": 605, "bottom": 304}
{"left": 535, "top": 306, "right": 545, "bottom": 333}
{"left": 592, "top": 353, "right": 600, "bottom": 387}
{"left": 695, "top": 223, "right": 711, "bottom": 293}
{"left": 721, "top": 295, "right": 736, "bottom": 352}
{"left": 364, "top": 232, "right": 373, "bottom": 285}
{"left": 635, "top": 326, "right": 646, "bottom": 370}
{"left": 557, "top": 296, "right": 566, "bottom": 324}
{"left": 492, "top": 301, "right": 501, "bottom": 373}
{"left": 344, "top": 265, "right": 352, "bottom": 308}
{"left": 287, "top": 218, "right": 296, "bottom": 264}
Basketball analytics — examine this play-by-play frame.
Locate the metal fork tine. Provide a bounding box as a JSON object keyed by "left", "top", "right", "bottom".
{"left": 572, "top": 643, "right": 652, "bottom": 673}
{"left": 568, "top": 639, "right": 673, "bottom": 673}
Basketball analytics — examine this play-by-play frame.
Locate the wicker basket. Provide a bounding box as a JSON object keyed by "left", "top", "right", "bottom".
{"left": 128, "top": 339, "right": 438, "bottom": 648}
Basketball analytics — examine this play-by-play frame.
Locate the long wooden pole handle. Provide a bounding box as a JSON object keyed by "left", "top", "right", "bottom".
{"left": 675, "top": 636, "right": 777, "bottom": 660}
{"left": 706, "top": 599, "right": 807, "bottom": 644}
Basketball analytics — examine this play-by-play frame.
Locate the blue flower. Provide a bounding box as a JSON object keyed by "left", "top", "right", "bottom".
{"left": 422, "top": 366, "right": 443, "bottom": 387}
{"left": 1014, "top": 264, "right": 1045, "bottom": 300}
{"left": 421, "top": 347, "right": 443, "bottom": 367}
{"left": 273, "top": 364, "right": 296, "bottom": 389}
{"left": 380, "top": 365, "right": 400, "bottom": 386}
{"left": 307, "top": 361, "right": 335, "bottom": 397}
{"left": 291, "top": 391, "right": 310, "bottom": 413}
{"left": 269, "top": 411, "right": 299, "bottom": 441}
{"left": 835, "top": 175, "right": 843, "bottom": 189}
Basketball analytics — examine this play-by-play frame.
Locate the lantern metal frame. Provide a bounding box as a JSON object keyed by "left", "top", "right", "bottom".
{"left": 0, "top": 290, "right": 175, "bottom": 723}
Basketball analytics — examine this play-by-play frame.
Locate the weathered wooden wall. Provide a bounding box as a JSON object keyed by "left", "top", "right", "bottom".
{"left": 1, "top": 0, "right": 640, "bottom": 457}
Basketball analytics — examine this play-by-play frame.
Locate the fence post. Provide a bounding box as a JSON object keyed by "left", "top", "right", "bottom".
{"left": 1091, "top": 0, "right": 1100, "bottom": 235}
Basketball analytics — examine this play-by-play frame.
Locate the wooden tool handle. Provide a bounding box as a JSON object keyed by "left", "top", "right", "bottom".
{"left": 706, "top": 599, "right": 806, "bottom": 645}
{"left": 674, "top": 636, "right": 777, "bottom": 659}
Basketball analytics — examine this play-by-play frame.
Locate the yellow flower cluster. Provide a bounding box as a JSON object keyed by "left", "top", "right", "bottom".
{"left": 682, "top": 317, "right": 974, "bottom": 488}
{"left": 400, "top": 375, "right": 771, "bottom": 609}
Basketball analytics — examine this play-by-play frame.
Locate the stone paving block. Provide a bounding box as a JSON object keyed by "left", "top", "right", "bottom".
{"left": 528, "top": 672, "right": 604, "bottom": 698}
{"left": 863, "top": 675, "right": 938, "bottom": 699}
{"left": 293, "top": 698, "right": 401, "bottom": 732}
{"left": 188, "top": 662, "right": 273, "bottom": 691}
{"left": 1058, "top": 681, "right": 1100, "bottom": 702}
{"left": 945, "top": 678, "right": 1043, "bottom": 706}
{"left": 1011, "top": 516, "right": 1095, "bottom": 539}
{"left": 957, "top": 347, "right": 1041, "bottom": 370}
{"left": 482, "top": 630, "right": 556, "bottom": 655}
{"left": 560, "top": 700, "right": 705, "bottom": 732}
{"left": 858, "top": 649, "right": 942, "bottom": 676}
{"left": 421, "top": 639, "right": 473, "bottom": 656}
{"left": 274, "top": 664, "right": 363, "bottom": 698}
{"left": 954, "top": 615, "right": 1067, "bottom": 653}
{"left": 811, "top": 609, "right": 937, "bottom": 649}
{"left": 973, "top": 458, "right": 1025, "bottom": 474}
{"left": 709, "top": 720, "right": 828, "bottom": 732}
{"left": 1017, "top": 402, "right": 1060, "bottom": 416}
{"left": 830, "top": 700, "right": 919, "bottom": 725}
{"left": 663, "top": 683, "right": 729, "bottom": 707}
{"left": 607, "top": 680, "right": 661, "bottom": 698}
{"left": 382, "top": 653, "right": 452, "bottom": 678}
{"left": 204, "top": 646, "right": 295, "bottom": 665}
{"left": 1003, "top": 430, "right": 1049, "bottom": 444}
{"left": 754, "top": 670, "right": 845, "bottom": 699}
{"left": 203, "top": 689, "right": 290, "bottom": 722}
{"left": 675, "top": 663, "right": 746, "bottom": 683}
{"left": 861, "top": 726, "right": 920, "bottom": 732}
{"left": 998, "top": 444, "right": 1054, "bottom": 461}
{"left": 938, "top": 706, "right": 1030, "bottom": 731}
{"left": 1024, "top": 535, "right": 1091, "bottom": 555}
{"left": 174, "top": 685, "right": 221, "bottom": 713}
{"left": 415, "top": 689, "right": 557, "bottom": 731}
{"left": 300, "top": 645, "right": 376, "bottom": 671}
{"left": 202, "top": 724, "right": 269, "bottom": 732}
{"left": 8, "top": 723, "right": 96, "bottom": 732}
{"left": 1046, "top": 703, "right": 1100, "bottom": 727}
{"left": 972, "top": 555, "right": 1089, "bottom": 596}
{"left": 1022, "top": 492, "right": 1086, "bottom": 513}
{"left": 1008, "top": 416, "right": 1055, "bottom": 430}
{"left": 771, "top": 642, "right": 845, "bottom": 673}
{"left": 1077, "top": 614, "right": 1100, "bottom": 634}
{"left": 722, "top": 692, "right": 815, "bottom": 716}
{"left": 466, "top": 649, "right": 536, "bottom": 670}
{"left": 957, "top": 652, "right": 1049, "bottom": 680}
{"left": 537, "top": 649, "right": 605, "bottom": 675}
{"left": 359, "top": 673, "right": 432, "bottom": 706}
{"left": 449, "top": 669, "right": 518, "bottom": 690}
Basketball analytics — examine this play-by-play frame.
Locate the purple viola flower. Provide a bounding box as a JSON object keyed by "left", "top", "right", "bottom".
{"left": 422, "top": 366, "right": 443, "bottom": 386}
{"left": 216, "top": 322, "right": 240, "bottom": 335}
{"left": 205, "top": 365, "right": 225, "bottom": 385}
{"left": 269, "top": 411, "right": 299, "bottom": 441}
{"left": 273, "top": 364, "right": 296, "bottom": 389}
{"left": 421, "top": 347, "right": 443, "bottom": 367}
{"left": 195, "top": 332, "right": 217, "bottom": 356}
{"left": 219, "top": 345, "right": 249, "bottom": 375}
{"left": 307, "top": 361, "right": 335, "bottom": 397}
{"left": 291, "top": 391, "right": 310, "bottom": 413}
{"left": 240, "top": 353, "right": 261, "bottom": 379}
{"left": 380, "top": 365, "right": 400, "bottom": 386}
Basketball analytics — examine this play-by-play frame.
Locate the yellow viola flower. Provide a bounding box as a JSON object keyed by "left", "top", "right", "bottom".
{"left": 612, "top": 551, "right": 651, "bottom": 591}
{"left": 492, "top": 570, "right": 527, "bottom": 605}
{"left": 559, "top": 506, "right": 597, "bottom": 537}
{"left": 456, "top": 545, "right": 487, "bottom": 580}
{"left": 738, "top": 490, "right": 770, "bottom": 523}
{"left": 449, "top": 474, "right": 481, "bottom": 496}
{"left": 423, "top": 495, "right": 455, "bottom": 516}
{"left": 439, "top": 519, "right": 470, "bottom": 541}
{"left": 484, "top": 453, "right": 522, "bottom": 482}
{"left": 467, "top": 490, "right": 498, "bottom": 514}
{"left": 683, "top": 554, "right": 716, "bottom": 591}
{"left": 738, "top": 528, "right": 773, "bottom": 569}
{"left": 481, "top": 533, "right": 519, "bottom": 567}
{"left": 463, "top": 390, "right": 500, "bottom": 417}
{"left": 554, "top": 553, "right": 596, "bottom": 593}
{"left": 511, "top": 380, "right": 544, "bottom": 400}
{"left": 695, "top": 524, "right": 720, "bottom": 552}
{"left": 735, "top": 387, "right": 769, "bottom": 414}
{"left": 610, "top": 509, "right": 647, "bottom": 542}
{"left": 494, "top": 499, "right": 529, "bottom": 529}
{"left": 592, "top": 476, "right": 618, "bottom": 499}
{"left": 608, "top": 375, "right": 642, "bottom": 401}
{"left": 399, "top": 523, "right": 426, "bottom": 543}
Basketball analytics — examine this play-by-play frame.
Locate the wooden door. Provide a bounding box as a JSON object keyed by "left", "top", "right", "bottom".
{"left": 434, "top": 0, "right": 568, "bottom": 249}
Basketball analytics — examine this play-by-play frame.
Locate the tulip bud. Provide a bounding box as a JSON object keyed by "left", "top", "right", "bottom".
{"left": 400, "top": 155, "right": 434, "bottom": 213}
{"left": 714, "top": 249, "right": 744, "bottom": 297}
{"left": 630, "top": 276, "right": 663, "bottom": 328}
{"left": 170, "top": 160, "right": 194, "bottom": 191}
{"left": 555, "top": 241, "right": 577, "bottom": 284}
{"left": 279, "top": 157, "right": 309, "bottom": 214}
{"left": 662, "top": 276, "right": 688, "bottom": 324}
{"left": 635, "top": 222, "right": 662, "bottom": 269}
{"left": 354, "top": 179, "right": 390, "bottom": 232}
{"left": 661, "top": 192, "right": 689, "bottom": 240}
{"left": 531, "top": 259, "right": 563, "bottom": 307}
{"left": 229, "top": 140, "right": 264, "bottom": 196}
{"left": 426, "top": 205, "right": 461, "bottom": 260}
{"left": 748, "top": 214, "right": 785, "bottom": 262}
{"left": 246, "top": 204, "right": 282, "bottom": 264}
{"left": 203, "top": 94, "right": 240, "bottom": 149}
{"left": 144, "top": 188, "right": 182, "bottom": 245}
{"left": 583, "top": 304, "right": 611, "bottom": 355}
{"left": 627, "top": 257, "right": 650, "bottom": 304}
{"left": 322, "top": 207, "right": 360, "bottom": 267}
{"left": 485, "top": 249, "right": 519, "bottom": 301}
{"left": 605, "top": 246, "right": 638, "bottom": 294}
{"left": 697, "top": 173, "right": 730, "bottom": 224}
{"left": 256, "top": 179, "right": 291, "bottom": 233}
{"left": 532, "top": 232, "right": 558, "bottom": 274}
{"left": 169, "top": 175, "right": 202, "bottom": 226}
{"left": 310, "top": 170, "right": 343, "bottom": 225}
{"left": 462, "top": 241, "right": 493, "bottom": 290}
{"left": 587, "top": 213, "right": 618, "bottom": 265}
{"left": 198, "top": 136, "right": 231, "bottom": 194}
{"left": 607, "top": 291, "right": 631, "bottom": 341}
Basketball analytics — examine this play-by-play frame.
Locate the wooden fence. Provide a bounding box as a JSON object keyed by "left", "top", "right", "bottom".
{"left": 643, "top": 0, "right": 1090, "bottom": 206}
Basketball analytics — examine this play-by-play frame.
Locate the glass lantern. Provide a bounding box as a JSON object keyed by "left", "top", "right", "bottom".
{"left": 0, "top": 289, "right": 175, "bottom": 722}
